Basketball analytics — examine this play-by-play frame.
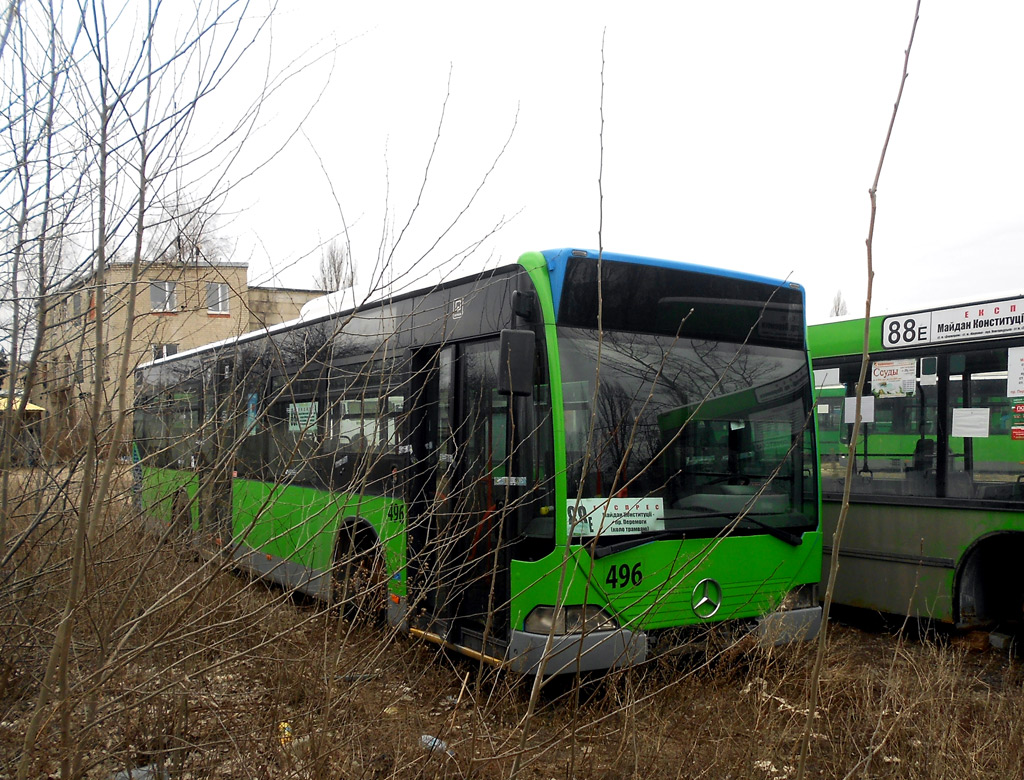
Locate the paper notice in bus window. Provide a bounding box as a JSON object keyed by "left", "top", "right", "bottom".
{"left": 844, "top": 395, "right": 874, "bottom": 424}
{"left": 871, "top": 359, "right": 917, "bottom": 397}
{"left": 569, "top": 498, "right": 665, "bottom": 537}
{"left": 813, "top": 368, "right": 840, "bottom": 390}
{"left": 951, "top": 408, "right": 989, "bottom": 438}
{"left": 288, "top": 401, "right": 318, "bottom": 434}
{"left": 1008, "top": 347, "right": 1024, "bottom": 395}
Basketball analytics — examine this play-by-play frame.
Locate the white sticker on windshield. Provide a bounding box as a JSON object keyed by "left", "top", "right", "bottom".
{"left": 568, "top": 498, "right": 665, "bottom": 537}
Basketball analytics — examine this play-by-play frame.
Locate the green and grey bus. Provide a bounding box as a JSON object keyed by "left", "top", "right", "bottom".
{"left": 134, "top": 248, "right": 822, "bottom": 674}
{"left": 810, "top": 295, "right": 1024, "bottom": 628}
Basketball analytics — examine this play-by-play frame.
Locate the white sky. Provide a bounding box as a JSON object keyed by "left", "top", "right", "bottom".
{"left": 210, "top": 1, "right": 1024, "bottom": 324}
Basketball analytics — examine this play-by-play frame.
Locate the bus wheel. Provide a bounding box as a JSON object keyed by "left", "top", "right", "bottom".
{"left": 172, "top": 490, "right": 193, "bottom": 543}
{"left": 332, "top": 538, "right": 386, "bottom": 622}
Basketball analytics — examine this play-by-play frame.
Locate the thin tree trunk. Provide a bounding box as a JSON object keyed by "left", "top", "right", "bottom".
{"left": 796, "top": 4, "right": 921, "bottom": 778}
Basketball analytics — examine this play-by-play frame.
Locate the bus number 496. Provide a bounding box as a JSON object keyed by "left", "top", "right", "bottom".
{"left": 606, "top": 562, "right": 643, "bottom": 589}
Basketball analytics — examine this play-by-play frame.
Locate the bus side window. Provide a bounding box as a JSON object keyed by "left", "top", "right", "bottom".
{"left": 266, "top": 397, "right": 321, "bottom": 480}
{"left": 460, "top": 341, "right": 505, "bottom": 515}
{"left": 324, "top": 367, "right": 408, "bottom": 495}
{"left": 953, "top": 349, "right": 1023, "bottom": 502}
{"left": 815, "top": 361, "right": 854, "bottom": 494}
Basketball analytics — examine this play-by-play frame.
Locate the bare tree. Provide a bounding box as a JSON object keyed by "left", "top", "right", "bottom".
{"left": 1, "top": 3, "right": 526, "bottom": 775}
{"left": 829, "top": 288, "right": 849, "bottom": 317}
{"left": 0, "top": 2, "right": 297, "bottom": 776}
{"left": 149, "top": 196, "right": 230, "bottom": 267}
{"left": 796, "top": 3, "right": 921, "bottom": 779}
{"left": 314, "top": 238, "right": 355, "bottom": 292}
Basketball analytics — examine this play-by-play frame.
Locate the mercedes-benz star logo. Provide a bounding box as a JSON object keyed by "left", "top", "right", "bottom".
{"left": 691, "top": 578, "right": 723, "bottom": 619}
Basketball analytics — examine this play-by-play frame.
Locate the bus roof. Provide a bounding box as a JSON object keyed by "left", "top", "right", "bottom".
{"left": 541, "top": 248, "right": 803, "bottom": 320}
{"left": 138, "top": 262, "right": 523, "bottom": 370}
{"left": 140, "top": 248, "right": 808, "bottom": 370}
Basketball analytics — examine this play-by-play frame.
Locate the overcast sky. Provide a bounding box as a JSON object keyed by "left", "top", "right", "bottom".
{"left": 213, "top": 2, "right": 1024, "bottom": 324}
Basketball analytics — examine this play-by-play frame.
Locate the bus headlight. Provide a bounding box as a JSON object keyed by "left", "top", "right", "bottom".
{"left": 779, "top": 583, "right": 818, "bottom": 611}
{"left": 523, "top": 605, "right": 619, "bottom": 634}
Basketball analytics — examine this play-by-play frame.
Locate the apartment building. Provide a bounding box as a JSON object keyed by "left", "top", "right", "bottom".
{"left": 39, "top": 258, "right": 322, "bottom": 455}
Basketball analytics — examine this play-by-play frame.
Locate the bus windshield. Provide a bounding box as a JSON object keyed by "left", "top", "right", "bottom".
{"left": 559, "top": 327, "right": 817, "bottom": 540}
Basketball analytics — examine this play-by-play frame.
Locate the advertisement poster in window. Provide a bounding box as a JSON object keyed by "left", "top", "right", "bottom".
{"left": 871, "top": 359, "right": 917, "bottom": 397}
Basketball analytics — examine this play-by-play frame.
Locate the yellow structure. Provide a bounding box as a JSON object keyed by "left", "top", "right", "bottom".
{"left": 39, "top": 258, "right": 323, "bottom": 456}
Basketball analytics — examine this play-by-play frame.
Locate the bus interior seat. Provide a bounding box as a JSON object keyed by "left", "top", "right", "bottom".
{"left": 945, "top": 471, "right": 974, "bottom": 498}
{"left": 869, "top": 477, "right": 908, "bottom": 497}
{"left": 911, "top": 438, "right": 935, "bottom": 473}
{"left": 977, "top": 481, "right": 1022, "bottom": 501}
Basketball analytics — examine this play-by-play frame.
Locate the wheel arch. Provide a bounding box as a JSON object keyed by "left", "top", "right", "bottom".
{"left": 955, "top": 530, "right": 1024, "bottom": 628}
{"left": 332, "top": 515, "right": 385, "bottom": 568}
{"left": 330, "top": 514, "right": 388, "bottom": 613}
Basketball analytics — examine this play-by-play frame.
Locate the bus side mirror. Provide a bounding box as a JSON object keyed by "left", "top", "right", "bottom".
{"left": 512, "top": 290, "right": 537, "bottom": 323}
{"left": 498, "top": 329, "right": 535, "bottom": 397}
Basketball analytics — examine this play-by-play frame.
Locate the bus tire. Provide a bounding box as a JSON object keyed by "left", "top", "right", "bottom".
{"left": 171, "top": 489, "right": 199, "bottom": 558}
{"left": 172, "top": 490, "right": 192, "bottom": 536}
{"left": 332, "top": 525, "right": 386, "bottom": 622}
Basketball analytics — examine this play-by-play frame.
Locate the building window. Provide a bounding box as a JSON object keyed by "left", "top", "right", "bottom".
{"left": 150, "top": 281, "right": 177, "bottom": 312}
{"left": 207, "top": 282, "right": 229, "bottom": 314}
{"left": 74, "top": 348, "right": 109, "bottom": 381}
{"left": 152, "top": 343, "right": 178, "bottom": 361}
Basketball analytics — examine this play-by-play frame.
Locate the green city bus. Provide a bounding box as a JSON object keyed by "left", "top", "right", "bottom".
{"left": 810, "top": 296, "right": 1024, "bottom": 629}
{"left": 134, "top": 248, "right": 822, "bottom": 674}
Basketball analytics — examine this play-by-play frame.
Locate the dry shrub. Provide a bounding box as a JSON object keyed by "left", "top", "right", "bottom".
{"left": 4, "top": 481, "right": 1024, "bottom": 778}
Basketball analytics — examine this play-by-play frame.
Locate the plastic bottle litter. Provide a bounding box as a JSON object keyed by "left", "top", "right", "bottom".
{"left": 111, "top": 763, "right": 167, "bottom": 780}
{"left": 419, "top": 734, "right": 449, "bottom": 754}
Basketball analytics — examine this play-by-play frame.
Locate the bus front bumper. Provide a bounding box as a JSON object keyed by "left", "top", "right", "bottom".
{"left": 756, "top": 605, "right": 822, "bottom": 645}
{"left": 506, "top": 628, "right": 647, "bottom": 675}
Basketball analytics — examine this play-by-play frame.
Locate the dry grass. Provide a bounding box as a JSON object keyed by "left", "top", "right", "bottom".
{"left": 2, "top": 483, "right": 1023, "bottom": 779}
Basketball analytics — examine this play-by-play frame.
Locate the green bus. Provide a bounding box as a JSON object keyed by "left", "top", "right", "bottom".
{"left": 134, "top": 248, "right": 822, "bottom": 674}
{"left": 810, "top": 296, "right": 1024, "bottom": 629}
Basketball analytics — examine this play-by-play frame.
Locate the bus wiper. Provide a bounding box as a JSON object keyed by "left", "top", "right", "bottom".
{"left": 737, "top": 514, "right": 803, "bottom": 547}
{"left": 680, "top": 509, "right": 803, "bottom": 547}
{"left": 590, "top": 530, "right": 686, "bottom": 559}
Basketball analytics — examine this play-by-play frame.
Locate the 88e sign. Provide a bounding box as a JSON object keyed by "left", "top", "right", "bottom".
{"left": 882, "top": 314, "right": 931, "bottom": 348}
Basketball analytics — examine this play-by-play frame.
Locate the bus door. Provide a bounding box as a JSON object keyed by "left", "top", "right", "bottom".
{"left": 407, "top": 345, "right": 454, "bottom": 622}
{"left": 408, "top": 340, "right": 515, "bottom": 642}
{"left": 448, "top": 339, "right": 514, "bottom": 638}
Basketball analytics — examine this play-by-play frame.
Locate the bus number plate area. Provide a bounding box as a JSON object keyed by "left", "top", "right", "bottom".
{"left": 606, "top": 562, "right": 643, "bottom": 589}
